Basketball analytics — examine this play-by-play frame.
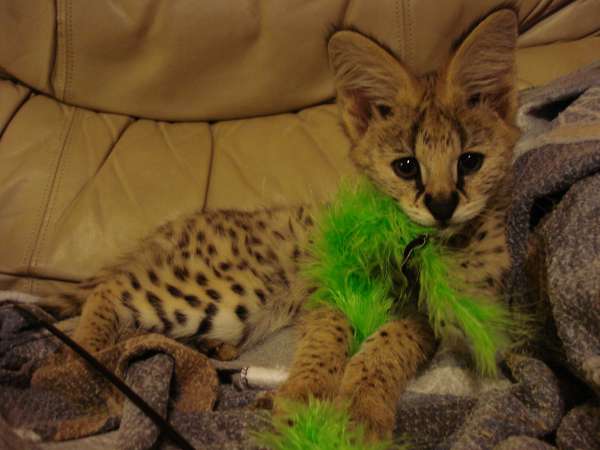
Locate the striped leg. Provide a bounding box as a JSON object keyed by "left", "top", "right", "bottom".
{"left": 274, "top": 306, "right": 352, "bottom": 409}
{"left": 336, "top": 318, "right": 435, "bottom": 441}
{"left": 72, "top": 288, "right": 130, "bottom": 354}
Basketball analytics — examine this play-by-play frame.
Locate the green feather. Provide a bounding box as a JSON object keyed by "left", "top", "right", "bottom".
{"left": 302, "top": 177, "right": 522, "bottom": 374}
{"left": 258, "top": 178, "right": 527, "bottom": 450}
{"left": 417, "top": 242, "right": 515, "bottom": 375}
{"left": 303, "top": 179, "right": 428, "bottom": 354}
{"left": 254, "top": 398, "right": 401, "bottom": 450}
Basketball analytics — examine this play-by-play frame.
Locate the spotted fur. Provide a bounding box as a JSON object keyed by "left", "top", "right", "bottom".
{"left": 43, "top": 209, "right": 315, "bottom": 357}
{"left": 37, "top": 9, "right": 519, "bottom": 442}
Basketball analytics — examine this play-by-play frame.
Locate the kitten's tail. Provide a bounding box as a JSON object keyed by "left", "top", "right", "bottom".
{"left": 35, "top": 291, "right": 87, "bottom": 319}
{"left": 0, "top": 279, "right": 100, "bottom": 319}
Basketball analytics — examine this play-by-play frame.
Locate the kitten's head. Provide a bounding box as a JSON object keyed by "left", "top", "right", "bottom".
{"left": 328, "top": 10, "right": 520, "bottom": 228}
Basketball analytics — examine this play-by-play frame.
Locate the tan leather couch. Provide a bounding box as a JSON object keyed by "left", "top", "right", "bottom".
{"left": 1, "top": 0, "right": 599, "bottom": 296}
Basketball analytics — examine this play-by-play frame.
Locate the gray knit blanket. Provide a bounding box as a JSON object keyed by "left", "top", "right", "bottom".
{"left": 2, "top": 62, "right": 600, "bottom": 450}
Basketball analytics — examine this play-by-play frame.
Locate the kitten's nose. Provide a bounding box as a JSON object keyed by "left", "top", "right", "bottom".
{"left": 425, "top": 192, "right": 459, "bottom": 222}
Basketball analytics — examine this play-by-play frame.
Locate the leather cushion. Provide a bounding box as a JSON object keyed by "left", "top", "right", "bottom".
{"left": 2, "top": 0, "right": 599, "bottom": 121}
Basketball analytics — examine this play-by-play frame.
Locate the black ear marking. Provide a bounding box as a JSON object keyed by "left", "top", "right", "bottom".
{"left": 447, "top": 9, "right": 518, "bottom": 121}
{"left": 328, "top": 30, "right": 420, "bottom": 140}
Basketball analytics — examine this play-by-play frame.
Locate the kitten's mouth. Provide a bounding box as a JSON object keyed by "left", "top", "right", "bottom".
{"left": 401, "top": 205, "right": 471, "bottom": 229}
{"left": 437, "top": 221, "right": 464, "bottom": 237}
{"left": 409, "top": 216, "right": 462, "bottom": 239}
{"left": 408, "top": 215, "right": 437, "bottom": 227}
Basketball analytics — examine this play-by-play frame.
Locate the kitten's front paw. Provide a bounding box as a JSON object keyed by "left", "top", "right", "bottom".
{"left": 338, "top": 392, "right": 395, "bottom": 443}
{"left": 272, "top": 373, "right": 337, "bottom": 416}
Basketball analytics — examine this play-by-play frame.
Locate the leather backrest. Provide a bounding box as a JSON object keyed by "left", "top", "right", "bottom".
{"left": 2, "top": 0, "right": 599, "bottom": 121}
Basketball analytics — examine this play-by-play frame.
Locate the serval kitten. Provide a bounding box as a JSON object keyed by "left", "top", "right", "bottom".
{"left": 34, "top": 10, "right": 519, "bottom": 441}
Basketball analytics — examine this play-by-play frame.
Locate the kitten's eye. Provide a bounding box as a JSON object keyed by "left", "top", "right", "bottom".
{"left": 392, "top": 157, "right": 419, "bottom": 180}
{"left": 375, "top": 104, "right": 392, "bottom": 119}
{"left": 458, "top": 152, "right": 484, "bottom": 175}
{"left": 467, "top": 93, "right": 481, "bottom": 108}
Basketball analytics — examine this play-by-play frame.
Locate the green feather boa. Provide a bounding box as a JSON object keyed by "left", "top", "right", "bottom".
{"left": 256, "top": 397, "right": 400, "bottom": 450}
{"left": 258, "top": 178, "right": 524, "bottom": 449}
{"left": 303, "top": 177, "right": 518, "bottom": 374}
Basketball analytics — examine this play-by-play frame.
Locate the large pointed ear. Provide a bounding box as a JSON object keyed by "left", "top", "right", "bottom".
{"left": 445, "top": 10, "right": 518, "bottom": 122}
{"left": 328, "top": 31, "right": 420, "bottom": 141}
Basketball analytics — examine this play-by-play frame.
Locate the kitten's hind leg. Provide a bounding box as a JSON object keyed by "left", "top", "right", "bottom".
{"left": 336, "top": 318, "right": 435, "bottom": 442}
{"left": 71, "top": 287, "right": 132, "bottom": 354}
{"left": 192, "top": 338, "right": 240, "bottom": 361}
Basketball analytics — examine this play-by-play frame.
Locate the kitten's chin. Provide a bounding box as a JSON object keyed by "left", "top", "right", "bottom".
{"left": 450, "top": 203, "right": 486, "bottom": 225}
{"left": 406, "top": 214, "right": 464, "bottom": 238}
{"left": 403, "top": 206, "right": 482, "bottom": 230}
{"left": 401, "top": 207, "right": 437, "bottom": 227}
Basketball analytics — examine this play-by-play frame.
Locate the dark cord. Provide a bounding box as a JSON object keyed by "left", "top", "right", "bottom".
{"left": 399, "top": 234, "right": 429, "bottom": 304}
{"left": 13, "top": 305, "right": 195, "bottom": 450}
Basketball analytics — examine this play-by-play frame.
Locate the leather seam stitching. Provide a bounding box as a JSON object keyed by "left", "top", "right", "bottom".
{"left": 48, "top": 0, "right": 59, "bottom": 96}
{"left": 395, "top": 0, "right": 404, "bottom": 62}
{"left": 55, "top": 0, "right": 67, "bottom": 100}
{"left": 24, "top": 107, "right": 76, "bottom": 293}
{"left": 20, "top": 112, "right": 68, "bottom": 270}
{"left": 33, "top": 110, "right": 78, "bottom": 274}
{"left": 201, "top": 123, "right": 215, "bottom": 212}
{"left": 65, "top": 0, "right": 74, "bottom": 101}
{"left": 406, "top": 0, "right": 414, "bottom": 68}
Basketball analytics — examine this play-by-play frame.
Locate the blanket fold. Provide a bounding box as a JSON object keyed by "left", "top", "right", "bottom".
{"left": 0, "top": 306, "right": 218, "bottom": 447}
